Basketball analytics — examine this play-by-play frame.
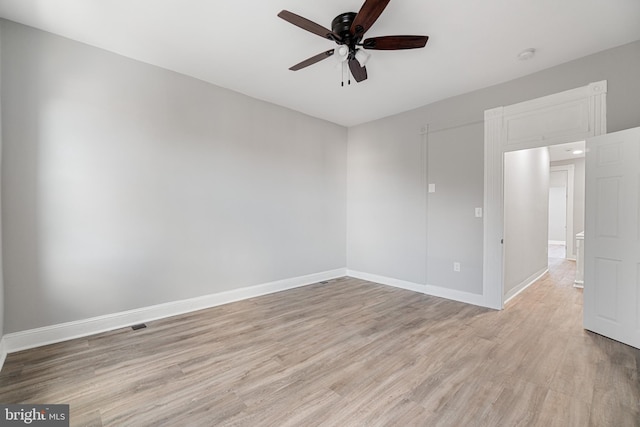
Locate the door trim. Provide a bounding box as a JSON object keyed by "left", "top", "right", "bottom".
{"left": 483, "top": 81, "right": 607, "bottom": 309}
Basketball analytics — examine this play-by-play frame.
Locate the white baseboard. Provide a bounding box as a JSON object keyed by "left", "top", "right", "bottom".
{"left": 2, "top": 268, "right": 346, "bottom": 354}
{"left": 346, "top": 270, "right": 488, "bottom": 308}
{"left": 347, "top": 270, "right": 425, "bottom": 293}
{"left": 423, "top": 283, "right": 487, "bottom": 308}
{"left": 0, "top": 337, "right": 7, "bottom": 372}
{"left": 504, "top": 267, "right": 548, "bottom": 304}
{"left": 548, "top": 240, "right": 566, "bottom": 245}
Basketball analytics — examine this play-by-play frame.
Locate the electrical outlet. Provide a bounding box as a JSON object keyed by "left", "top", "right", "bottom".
{"left": 429, "top": 184, "right": 436, "bottom": 193}
{"left": 475, "top": 207, "right": 483, "bottom": 218}
{"left": 453, "top": 262, "right": 461, "bottom": 272}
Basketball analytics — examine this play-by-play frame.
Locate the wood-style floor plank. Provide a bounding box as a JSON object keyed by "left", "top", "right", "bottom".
{"left": 1, "top": 257, "right": 639, "bottom": 426}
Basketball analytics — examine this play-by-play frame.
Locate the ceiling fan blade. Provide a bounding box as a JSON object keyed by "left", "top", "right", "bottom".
{"left": 348, "top": 58, "right": 368, "bottom": 82}
{"left": 289, "top": 49, "right": 335, "bottom": 71}
{"left": 350, "top": 0, "right": 391, "bottom": 36}
{"left": 278, "top": 10, "right": 341, "bottom": 42}
{"left": 362, "top": 35, "right": 429, "bottom": 50}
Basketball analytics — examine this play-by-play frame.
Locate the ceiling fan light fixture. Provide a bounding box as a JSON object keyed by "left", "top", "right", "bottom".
{"left": 336, "top": 45, "right": 349, "bottom": 62}
{"left": 355, "top": 49, "right": 371, "bottom": 66}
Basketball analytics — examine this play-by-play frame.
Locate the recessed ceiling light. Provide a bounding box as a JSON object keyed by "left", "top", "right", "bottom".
{"left": 517, "top": 48, "right": 536, "bottom": 60}
{"left": 573, "top": 150, "right": 584, "bottom": 155}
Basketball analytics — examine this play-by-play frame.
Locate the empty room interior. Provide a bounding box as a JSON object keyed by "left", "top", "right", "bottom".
{"left": 0, "top": 0, "right": 640, "bottom": 425}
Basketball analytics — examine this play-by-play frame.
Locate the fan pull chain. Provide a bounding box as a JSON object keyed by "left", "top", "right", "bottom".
{"left": 339, "top": 62, "right": 351, "bottom": 87}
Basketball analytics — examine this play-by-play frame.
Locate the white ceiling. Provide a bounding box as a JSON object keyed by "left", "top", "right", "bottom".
{"left": 1, "top": 0, "right": 639, "bottom": 127}
{"left": 549, "top": 141, "right": 585, "bottom": 162}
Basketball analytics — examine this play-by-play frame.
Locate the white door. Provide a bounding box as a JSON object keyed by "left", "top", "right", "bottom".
{"left": 584, "top": 126, "right": 640, "bottom": 349}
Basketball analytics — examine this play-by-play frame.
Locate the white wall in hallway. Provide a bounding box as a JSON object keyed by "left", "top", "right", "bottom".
{"left": 503, "top": 147, "right": 550, "bottom": 299}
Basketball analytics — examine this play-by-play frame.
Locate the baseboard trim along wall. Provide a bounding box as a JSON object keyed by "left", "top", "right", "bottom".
{"left": 346, "top": 270, "right": 487, "bottom": 308}
{"left": 347, "top": 270, "right": 426, "bottom": 294}
{"left": 2, "top": 268, "right": 347, "bottom": 355}
{"left": 504, "top": 267, "right": 549, "bottom": 304}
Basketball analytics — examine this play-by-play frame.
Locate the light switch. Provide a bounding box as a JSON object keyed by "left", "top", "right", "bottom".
{"left": 475, "top": 207, "right": 483, "bottom": 218}
{"left": 428, "top": 184, "right": 436, "bottom": 193}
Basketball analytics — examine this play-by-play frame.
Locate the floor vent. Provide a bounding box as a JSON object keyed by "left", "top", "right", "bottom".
{"left": 131, "top": 323, "right": 147, "bottom": 331}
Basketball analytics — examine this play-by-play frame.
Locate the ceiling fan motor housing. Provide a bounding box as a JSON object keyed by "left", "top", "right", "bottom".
{"left": 331, "top": 12, "right": 360, "bottom": 50}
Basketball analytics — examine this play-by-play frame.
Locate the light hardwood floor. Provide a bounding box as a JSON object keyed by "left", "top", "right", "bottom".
{"left": 548, "top": 243, "right": 566, "bottom": 259}
{"left": 1, "top": 258, "right": 639, "bottom": 426}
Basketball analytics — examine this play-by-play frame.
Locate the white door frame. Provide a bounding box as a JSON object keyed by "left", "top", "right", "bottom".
{"left": 550, "top": 164, "right": 576, "bottom": 260}
{"left": 483, "top": 81, "right": 607, "bottom": 309}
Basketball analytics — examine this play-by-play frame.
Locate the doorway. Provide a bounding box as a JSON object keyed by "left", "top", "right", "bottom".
{"left": 547, "top": 140, "right": 584, "bottom": 261}
{"left": 483, "top": 80, "right": 607, "bottom": 309}
{"left": 548, "top": 169, "right": 568, "bottom": 258}
{"left": 501, "top": 142, "right": 585, "bottom": 302}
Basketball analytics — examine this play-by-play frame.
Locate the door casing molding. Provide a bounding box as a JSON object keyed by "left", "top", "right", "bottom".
{"left": 483, "top": 81, "right": 607, "bottom": 309}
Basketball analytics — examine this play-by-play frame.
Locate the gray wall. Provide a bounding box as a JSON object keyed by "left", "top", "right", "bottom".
{"left": 426, "top": 123, "right": 483, "bottom": 294}
{"left": 1, "top": 20, "right": 347, "bottom": 333}
{"left": 504, "top": 148, "right": 550, "bottom": 297}
{"left": 347, "top": 117, "right": 427, "bottom": 284}
{"left": 347, "top": 40, "right": 640, "bottom": 297}
{"left": 551, "top": 158, "right": 586, "bottom": 258}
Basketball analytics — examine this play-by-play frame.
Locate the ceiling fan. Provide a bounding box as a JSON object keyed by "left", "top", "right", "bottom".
{"left": 278, "top": 0, "right": 429, "bottom": 83}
